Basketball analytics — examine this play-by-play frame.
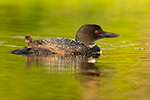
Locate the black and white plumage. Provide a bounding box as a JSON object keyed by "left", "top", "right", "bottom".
{"left": 28, "top": 37, "right": 91, "bottom": 55}
{"left": 25, "top": 35, "right": 91, "bottom": 55}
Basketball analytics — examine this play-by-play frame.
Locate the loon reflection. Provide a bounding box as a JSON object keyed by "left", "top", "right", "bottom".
{"left": 25, "top": 53, "right": 100, "bottom": 76}
{"left": 25, "top": 53, "right": 101, "bottom": 100}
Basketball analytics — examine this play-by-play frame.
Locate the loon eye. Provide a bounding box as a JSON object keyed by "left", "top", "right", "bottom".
{"left": 95, "top": 30, "right": 99, "bottom": 34}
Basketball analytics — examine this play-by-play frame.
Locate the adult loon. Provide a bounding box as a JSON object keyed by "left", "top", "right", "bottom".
{"left": 12, "top": 24, "right": 119, "bottom": 56}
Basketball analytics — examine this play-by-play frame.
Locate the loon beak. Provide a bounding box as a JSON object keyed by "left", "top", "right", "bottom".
{"left": 103, "top": 31, "right": 120, "bottom": 38}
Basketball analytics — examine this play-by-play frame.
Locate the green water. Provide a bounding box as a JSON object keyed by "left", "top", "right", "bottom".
{"left": 0, "top": 0, "right": 150, "bottom": 100}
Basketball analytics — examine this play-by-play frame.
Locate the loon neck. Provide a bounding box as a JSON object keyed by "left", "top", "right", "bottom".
{"left": 75, "top": 34, "right": 95, "bottom": 45}
{"left": 75, "top": 39, "right": 94, "bottom": 45}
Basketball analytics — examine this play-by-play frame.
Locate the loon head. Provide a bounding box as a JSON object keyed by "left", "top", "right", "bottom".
{"left": 75, "top": 24, "right": 119, "bottom": 45}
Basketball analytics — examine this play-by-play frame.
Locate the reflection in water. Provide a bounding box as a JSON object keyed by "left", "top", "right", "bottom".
{"left": 25, "top": 54, "right": 100, "bottom": 75}
{"left": 25, "top": 54, "right": 101, "bottom": 100}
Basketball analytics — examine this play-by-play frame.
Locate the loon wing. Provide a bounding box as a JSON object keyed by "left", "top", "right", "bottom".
{"left": 39, "top": 38, "right": 90, "bottom": 54}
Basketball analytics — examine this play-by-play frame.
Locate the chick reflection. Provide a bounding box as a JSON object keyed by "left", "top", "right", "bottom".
{"left": 26, "top": 54, "right": 100, "bottom": 76}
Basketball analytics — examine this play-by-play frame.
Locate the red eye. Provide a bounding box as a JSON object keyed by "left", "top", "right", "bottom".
{"left": 95, "top": 30, "right": 99, "bottom": 34}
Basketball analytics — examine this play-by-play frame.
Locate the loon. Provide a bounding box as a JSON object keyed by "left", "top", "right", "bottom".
{"left": 12, "top": 24, "right": 119, "bottom": 56}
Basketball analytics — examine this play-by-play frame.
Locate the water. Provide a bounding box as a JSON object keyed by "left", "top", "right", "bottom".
{"left": 0, "top": 0, "right": 150, "bottom": 100}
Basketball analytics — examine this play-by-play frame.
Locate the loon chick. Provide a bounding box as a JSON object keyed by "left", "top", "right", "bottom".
{"left": 25, "top": 35, "right": 33, "bottom": 48}
{"left": 25, "top": 35, "right": 43, "bottom": 48}
{"left": 24, "top": 24, "right": 119, "bottom": 55}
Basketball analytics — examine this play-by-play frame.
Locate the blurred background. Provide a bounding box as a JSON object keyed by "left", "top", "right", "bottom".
{"left": 0, "top": 0, "right": 150, "bottom": 100}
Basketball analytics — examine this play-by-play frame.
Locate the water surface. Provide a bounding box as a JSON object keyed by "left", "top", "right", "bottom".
{"left": 0, "top": 0, "right": 150, "bottom": 100}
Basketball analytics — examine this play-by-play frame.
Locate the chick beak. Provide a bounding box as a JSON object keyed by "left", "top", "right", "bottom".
{"left": 25, "top": 39, "right": 28, "bottom": 42}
